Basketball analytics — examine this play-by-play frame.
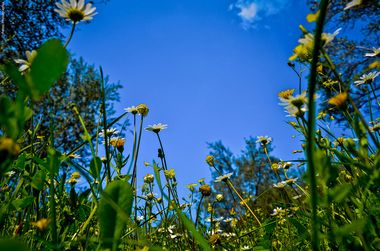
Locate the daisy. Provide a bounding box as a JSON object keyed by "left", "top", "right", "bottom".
{"left": 124, "top": 106, "right": 138, "bottom": 114}
{"left": 280, "top": 91, "right": 308, "bottom": 117}
{"left": 256, "top": 136, "right": 272, "bottom": 146}
{"left": 99, "top": 128, "right": 119, "bottom": 138}
{"left": 68, "top": 153, "right": 81, "bottom": 159}
{"left": 145, "top": 123, "right": 168, "bottom": 133}
{"left": 354, "top": 71, "right": 380, "bottom": 86}
{"left": 364, "top": 47, "right": 380, "bottom": 57}
{"left": 344, "top": 0, "right": 362, "bottom": 10}
{"left": 271, "top": 207, "right": 287, "bottom": 216}
{"left": 273, "top": 181, "right": 287, "bottom": 189}
{"left": 214, "top": 173, "right": 233, "bottom": 182}
{"left": 14, "top": 50, "right": 37, "bottom": 73}
{"left": 55, "top": 0, "right": 97, "bottom": 23}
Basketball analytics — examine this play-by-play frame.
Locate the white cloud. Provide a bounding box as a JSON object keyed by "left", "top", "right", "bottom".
{"left": 238, "top": 2, "right": 257, "bottom": 22}
{"left": 231, "top": 0, "right": 291, "bottom": 29}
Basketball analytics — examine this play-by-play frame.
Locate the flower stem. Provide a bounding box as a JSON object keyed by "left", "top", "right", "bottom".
{"left": 227, "top": 179, "right": 261, "bottom": 226}
{"left": 307, "top": 0, "right": 329, "bottom": 250}
{"left": 64, "top": 22, "right": 76, "bottom": 48}
{"left": 100, "top": 67, "right": 111, "bottom": 183}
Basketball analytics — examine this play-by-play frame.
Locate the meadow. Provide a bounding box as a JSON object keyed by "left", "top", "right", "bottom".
{"left": 0, "top": 0, "right": 379, "bottom": 250}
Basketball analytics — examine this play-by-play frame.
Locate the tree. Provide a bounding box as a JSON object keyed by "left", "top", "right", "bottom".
{"left": 302, "top": 1, "right": 380, "bottom": 122}
{"left": 206, "top": 137, "right": 281, "bottom": 217}
{"left": 0, "top": 0, "right": 122, "bottom": 156}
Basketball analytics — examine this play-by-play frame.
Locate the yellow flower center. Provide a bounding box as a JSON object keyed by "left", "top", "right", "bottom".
{"left": 68, "top": 9, "right": 85, "bottom": 22}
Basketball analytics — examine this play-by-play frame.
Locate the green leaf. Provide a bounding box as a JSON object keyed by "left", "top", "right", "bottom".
{"left": 98, "top": 180, "right": 133, "bottom": 251}
{"left": 0, "top": 96, "right": 18, "bottom": 138}
{"left": 27, "top": 39, "right": 69, "bottom": 100}
{"left": 31, "top": 169, "right": 47, "bottom": 190}
{"left": 12, "top": 196, "right": 34, "bottom": 210}
{"left": 334, "top": 219, "right": 367, "bottom": 237}
{"left": 90, "top": 157, "right": 102, "bottom": 180}
{"left": 328, "top": 183, "right": 352, "bottom": 203}
{"left": 3, "top": 64, "right": 30, "bottom": 95}
{"left": 175, "top": 208, "right": 211, "bottom": 251}
{"left": 288, "top": 217, "right": 309, "bottom": 239}
{"left": 46, "top": 148, "right": 61, "bottom": 175}
{"left": 0, "top": 239, "right": 29, "bottom": 251}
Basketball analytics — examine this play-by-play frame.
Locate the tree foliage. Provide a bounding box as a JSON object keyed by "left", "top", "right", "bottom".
{"left": 305, "top": 0, "right": 380, "bottom": 121}
{"left": 0, "top": 0, "right": 122, "bottom": 155}
{"left": 207, "top": 137, "right": 282, "bottom": 217}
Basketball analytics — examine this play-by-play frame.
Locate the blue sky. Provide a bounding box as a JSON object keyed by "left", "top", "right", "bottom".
{"left": 69, "top": 0, "right": 311, "bottom": 197}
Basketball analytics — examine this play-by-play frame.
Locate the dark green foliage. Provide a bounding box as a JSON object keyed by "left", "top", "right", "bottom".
{"left": 98, "top": 180, "right": 134, "bottom": 251}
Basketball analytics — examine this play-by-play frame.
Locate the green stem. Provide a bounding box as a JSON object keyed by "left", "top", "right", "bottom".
{"left": 100, "top": 67, "right": 111, "bottom": 183}
{"left": 131, "top": 115, "right": 144, "bottom": 221}
{"left": 307, "top": 0, "right": 329, "bottom": 250}
{"left": 64, "top": 22, "right": 76, "bottom": 48}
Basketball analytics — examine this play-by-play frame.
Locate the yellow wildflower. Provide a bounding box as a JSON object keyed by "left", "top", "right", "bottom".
{"left": 32, "top": 218, "right": 50, "bottom": 231}
{"left": 164, "top": 169, "right": 176, "bottom": 179}
{"left": 328, "top": 92, "right": 348, "bottom": 109}
{"left": 306, "top": 10, "right": 319, "bottom": 23}
{"left": 278, "top": 89, "right": 295, "bottom": 100}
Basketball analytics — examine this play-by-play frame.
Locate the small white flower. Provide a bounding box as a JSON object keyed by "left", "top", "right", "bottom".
{"left": 136, "top": 216, "right": 144, "bottom": 222}
{"left": 214, "top": 173, "right": 233, "bottom": 182}
{"left": 99, "top": 128, "right": 119, "bottom": 138}
{"left": 281, "top": 161, "right": 293, "bottom": 169}
{"left": 299, "top": 28, "right": 341, "bottom": 47}
{"left": 67, "top": 153, "right": 81, "bottom": 159}
{"left": 280, "top": 91, "right": 308, "bottom": 117}
{"left": 55, "top": 0, "right": 97, "bottom": 23}
{"left": 354, "top": 71, "right": 380, "bottom": 86}
{"left": 170, "top": 234, "right": 182, "bottom": 239}
{"left": 322, "top": 28, "right": 342, "bottom": 45}
{"left": 223, "top": 217, "right": 233, "bottom": 223}
{"left": 273, "top": 181, "right": 287, "bottom": 189}
{"left": 168, "top": 225, "right": 176, "bottom": 234}
{"left": 344, "top": 0, "right": 362, "bottom": 10}
{"left": 124, "top": 106, "right": 138, "bottom": 114}
{"left": 241, "top": 245, "right": 251, "bottom": 250}
{"left": 271, "top": 207, "right": 287, "bottom": 216}
{"left": 14, "top": 50, "right": 37, "bottom": 73}
{"left": 145, "top": 123, "right": 168, "bottom": 133}
{"left": 364, "top": 47, "right": 380, "bottom": 57}
{"left": 256, "top": 136, "right": 272, "bottom": 146}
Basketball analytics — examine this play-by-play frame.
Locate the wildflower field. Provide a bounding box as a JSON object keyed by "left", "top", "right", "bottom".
{"left": 0, "top": 0, "right": 379, "bottom": 250}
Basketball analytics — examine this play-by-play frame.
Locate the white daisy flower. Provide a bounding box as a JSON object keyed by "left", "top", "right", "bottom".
{"left": 214, "top": 172, "right": 233, "bottom": 183}
{"left": 364, "top": 47, "right": 380, "bottom": 57}
{"left": 99, "top": 128, "right": 119, "bottom": 138}
{"left": 124, "top": 106, "right": 138, "bottom": 114}
{"left": 256, "top": 136, "right": 272, "bottom": 146}
{"left": 136, "top": 216, "right": 144, "bottom": 222}
{"left": 145, "top": 123, "right": 168, "bottom": 133}
{"left": 273, "top": 181, "right": 287, "bottom": 189}
{"left": 354, "top": 71, "right": 380, "bottom": 86}
{"left": 14, "top": 50, "right": 37, "bottom": 73}
{"left": 271, "top": 207, "right": 286, "bottom": 216}
{"left": 55, "top": 0, "right": 97, "bottom": 23}
{"left": 344, "top": 0, "right": 362, "bottom": 10}
{"left": 280, "top": 91, "right": 308, "bottom": 117}
{"left": 68, "top": 153, "right": 81, "bottom": 159}
{"left": 299, "top": 28, "right": 341, "bottom": 47}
